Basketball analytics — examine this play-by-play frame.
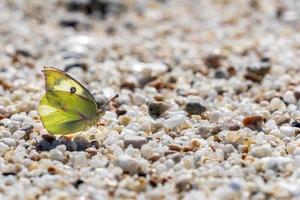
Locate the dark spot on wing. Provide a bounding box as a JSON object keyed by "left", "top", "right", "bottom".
{"left": 70, "top": 87, "right": 76, "bottom": 94}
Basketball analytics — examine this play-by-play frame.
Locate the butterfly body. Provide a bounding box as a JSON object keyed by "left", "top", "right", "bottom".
{"left": 38, "top": 67, "right": 103, "bottom": 135}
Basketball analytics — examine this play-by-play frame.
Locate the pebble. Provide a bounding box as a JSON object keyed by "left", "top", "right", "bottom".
{"left": 250, "top": 144, "right": 273, "bottom": 158}
{"left": 12, "top": 130, "right": 25, "bottom": 139}
{"left": 291, "top": 121, "right": 300, "bottom": 128}
{"left": 164, "top": 115, "right": 186, "bottom": 129}
{"left": 280, "top": 126, "right": 295, "bottom": 138}
{"left": 20, "top": 123, "right": 33, "bottom": 134}
{"left": 124, "top": 136, "right": 147, "bottom": 149}
{"left": 0, "top": 142, "right": 10, "bottom": 156}
{"left": 85, "top": 147, "right": 97, "bottom": 156}
{"left": 70, "top": 152, "right": 88, "bottom": 168}
{"left": 73, "top": 136, "right": 91, "bottom": 151}
{"left": 268, "top": 98, "right": 286, "bottom": 111}
{"left": 242, "top": 115, "right": 263, "bottom": 130}
{"left": 36, "top": 140, "right": 52, "bottom": 151}
{"left": 115, "top": 155, "right": 140, "bottom": 175}
{"left": 184, "top": 102, "right": 206, "bottom": 115}
{"left": 244, "top": 64, "right": 271, "bottom": 82}
{"left": 0, "top": 138, "right": 17, "bottom": 147}
{"left": 203, "top": 53, "right": 224, "bottom": 68}
{"left": 49, "top": 149, "right": 64, "bottom": 162}
{"left": 65, "top": 141, "right": 78, "bottom": 151}
{"left": 148, "top": 101, "right": 168, "bottom": 118}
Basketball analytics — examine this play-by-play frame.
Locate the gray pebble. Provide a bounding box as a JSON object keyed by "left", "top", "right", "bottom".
{"left": 148, "top": 101, "right": 168, "bottom": 118}
{"left": 65, "top": 141, "right": 78, "bottom": 151}
{"left": 124, "top": 136, "right": 147, "bottom": 149}
{"left": 0, "top": 138, "right": 17, "bottom": 147}
{"left": 185, "top": 102, "right": 206, "bottom": 115}
{"left": 36, "top": 140, "right": 52, "bottom": 151}
{"left": 73, "top": 136, "right": 91, "bottom": 151}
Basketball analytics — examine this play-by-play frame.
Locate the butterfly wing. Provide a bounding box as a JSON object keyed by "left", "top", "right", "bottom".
{"left": 38, "top": 90, "right": 97, "bottom": 135}
{"left": 43, "top": 67, "right": 96, "bottom": 105}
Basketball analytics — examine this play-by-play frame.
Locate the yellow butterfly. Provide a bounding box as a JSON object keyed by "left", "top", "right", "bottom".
{"left": 38, "top": 67, "right": 118, "bottom": 135}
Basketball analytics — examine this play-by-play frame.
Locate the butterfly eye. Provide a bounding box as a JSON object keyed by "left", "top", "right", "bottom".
{"left": 70, "top": 87, "right": 76, "bottom": 94}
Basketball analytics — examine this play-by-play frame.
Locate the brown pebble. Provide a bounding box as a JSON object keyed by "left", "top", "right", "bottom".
{"left": 182, "top": 146, "right": 193, "bottom": 152}
{"left": 42, "top": 134, "right": 56, "bottom": 142}
{"left": 191, "top": 139, "right": 201, "bottom": 150}
{"left": 48, "top": 166, "right": 59, "bottom": 175}
{"left": 149, "top": 153, "right": 161, "bottom": 162}
{"left": 148, "top": 101, "right": 169, "bottom": 118}
{"left": 116, "top": 109, "right": 127, "bottom": 116}
{"left": 169, "top": 144, "right": 182, "bottom": 152}
{"left": 227, "top": 66, "right": 236, "bottom": 76}
{"left": 203, "top": 53, "right": 225, "bottom": 68}
{"left": 242, "top": 115, "right": 263, "bottom": 130}
{"left": 294, "top": 89, "right": 300, "bottom": 100}
{"left": 0, "top": 79, "right": 12, "bottom": 90}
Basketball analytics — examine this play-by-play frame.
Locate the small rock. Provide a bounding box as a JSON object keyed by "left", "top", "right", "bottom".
{"left": 175, "top": 173, "right": 193, "bottom": 192}
{"left": 185, "top": 102, "right": 206, "bottom": 115}
{"left": 291, "top": 121, "right": 300, "bottom": 128}
{"left": 214, "top": 70, "right": 228, "bottom": 79}
{"left": 12, "top": 130, "right": 25, "bottom": 139}
{"left": 164, "top": 115, "right": 186, "bottom": 129}
{"left": 20, "top": 123, "right": 34, "bottom": 134}
{"left": 250, "top": 144, "right": 272, "bottom": 158}
{"left": 65, "top": 141, "right": 78, "bottom": 151}
{"left": 49, "top": 149, "right": 64, "bottom": 162}
{"left": 115, "top": 155, "right": 140, "bottom": 174}
{"left": 0, "top": 142, "right": 10, "bottom": 156}
{"left": 85, "top": 147, "right": 97, "bottom": 156}
{"left": 42, "top": 134, "right": 56, "bottom": 143}
{"left": 70, "top": 152, "right": 88, "bottom": 168}
{"left": 280, "top": 126, "right": 295, "bottom": 138}
{"left": 242, "top": 115, "right": 263, "bottom": 130}
{"left": 36, "top": 140, "right": 52, "bottom": 151}
{"left": 8, "top": 121, "right": 20, "bottom": 133}
{"left": 244, "top": 63, "right": 271, "bottom": 82}
{"left": 148, "top": 101, "right": 168, "bottom": 118}
{"left": 56, "top": 144, "right": 67, "bottom": 152}
{"left": 166, "top": 152, "right": 181, "bottom": 163}
{"left": 204, "top": 53, "right": 225, "bottom": 68}
{"left": 124, "top": 136, "right": 147, "bottom": 149}
{"left": 195, "top": 125, "right": 211, "bottom": 139}
{"left": 73, "top": 136, "right": 91, "bottom": 151}
{"left": 131, "top": 62, "right": 168, "bottom": 77}
{"left": 169, "top": 144, "right": 182, "bottom": 152}
{"left": 0, "top": 138, "right": 17, "bottom": 147}
{"left": 268, "top": 98, "right": 286, "bottom": 111}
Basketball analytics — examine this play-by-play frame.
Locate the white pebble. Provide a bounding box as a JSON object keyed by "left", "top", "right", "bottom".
{"left": 49, "top": 149, "right": 64, "bottom": 162}
{"left": 250, "top": 144, "right": 272, "bottom": 158}
{"left": 280, "top": 126, "right": 295, "bottom": 138}
{"left": 164, "top": 115, "right": 186, "bottom": 129}
{"left": 0, "top": 142, "right": 10, "bottom": 156}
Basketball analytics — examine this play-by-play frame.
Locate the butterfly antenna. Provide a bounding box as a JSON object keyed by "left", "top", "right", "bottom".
{"left": 97, "top": 94, "right": 119, "bottom": 113}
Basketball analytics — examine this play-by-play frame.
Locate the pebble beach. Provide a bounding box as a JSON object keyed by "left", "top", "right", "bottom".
{"left": 1, "top": 0, "right": 300, "bottom": 199}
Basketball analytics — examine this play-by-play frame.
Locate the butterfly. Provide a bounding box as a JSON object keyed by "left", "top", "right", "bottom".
{"left": 38, "top": 67, "right": 118, "bottom": 135}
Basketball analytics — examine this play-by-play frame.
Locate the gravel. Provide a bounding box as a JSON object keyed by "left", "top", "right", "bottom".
{"left": 1, "top": 0, "right": 300, "bottom": 199}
